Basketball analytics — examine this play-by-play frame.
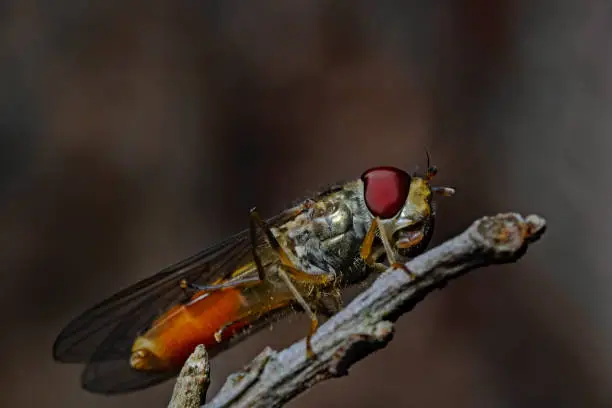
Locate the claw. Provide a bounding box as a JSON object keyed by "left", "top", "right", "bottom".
{"left": 391, "top": 263, "right": 416, "bottom": 280}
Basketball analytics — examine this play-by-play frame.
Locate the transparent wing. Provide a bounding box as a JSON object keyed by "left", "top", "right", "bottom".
{"left": 78, "top": 236, "right": 254, "bottom": 394}
{"left": 53, "top": 207, "right": 298, "bottom": 366}
{"left": 52, "top": 207, "right": 303, "bottom": 394}
{"left": 52, "top": 229, "right": 252, "bottom": 364}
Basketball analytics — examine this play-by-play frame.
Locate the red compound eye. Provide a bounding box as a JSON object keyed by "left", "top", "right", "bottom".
{"left": 361, "top": 166, "right": 411, "bottom": 219}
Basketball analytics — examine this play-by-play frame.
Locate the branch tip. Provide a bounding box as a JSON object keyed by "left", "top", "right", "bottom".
{"left": 168, "top": 344, "right": 210, "bottom": 408}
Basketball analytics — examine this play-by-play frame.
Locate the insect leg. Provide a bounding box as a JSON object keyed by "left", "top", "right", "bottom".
{"left": 214, "top": 321, "right": 237, "bottom": 343}
{"left": 249, "top": 209, "right": 270, "bottom": 281}
{"left": 360, "top": 218, "right": 378, "bottom": 263}
{"left": 180, "top": 204, "right": 286, "bottom": 293}
{"left": 250, "top": 208, "right": 330, "bottom": 357}
{"left": 376, "top": 217, "right": 398, "bottom": 264}
{"left": 360, "top": 218, "right": 415, "bottom": 279}
{"left": 198, "top": 268, "right": 320, "bottom": 358}
{"left": 213, "top": 302, "right": 289, "bottom": 343}
{"left": 359, "top": 218, "right": 389, "bottom": 273}
{"left": 250, "top": 208, "right": 297, "bottom": 270}
{"left": 274, "top": 265, "right": 320, "bottom": 358}
{"left": 249, "top": 208, "right": 336, "bottom": 284}
{"left": 182, "top": 276, "right": 261, "bottom": 292}
{"left": 375, "top": 217, "right": 416, "bottom": 279}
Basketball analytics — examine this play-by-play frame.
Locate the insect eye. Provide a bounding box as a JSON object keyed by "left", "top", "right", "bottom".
{"left": 361, "top": 166, "right": 411, "bottom": 219}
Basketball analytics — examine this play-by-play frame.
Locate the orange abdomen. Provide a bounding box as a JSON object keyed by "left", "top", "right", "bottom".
{"left": 138, "top": 288, "right": 248, "bottom": 369}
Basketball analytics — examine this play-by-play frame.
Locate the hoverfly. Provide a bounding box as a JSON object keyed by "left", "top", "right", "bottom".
{"left": 53, "top": 157, "right": 454, "bottom": 394}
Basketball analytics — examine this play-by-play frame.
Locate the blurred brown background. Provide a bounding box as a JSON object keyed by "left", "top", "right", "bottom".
{"left": 1, "top": 1, "right": 611, "bottom": 407}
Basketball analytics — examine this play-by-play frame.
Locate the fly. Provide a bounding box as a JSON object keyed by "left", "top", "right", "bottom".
{"left": 53, "top": 156, "right": 455, "bottom": 394}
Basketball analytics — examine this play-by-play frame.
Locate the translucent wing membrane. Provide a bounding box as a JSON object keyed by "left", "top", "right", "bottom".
{"left": 53, "top": 230, "right": 251, "bottom": 364}
{"left": 81, "top": 359, "right": 177, "bottom": 394}
{"left": 80, "top": 240, "right": 252, "bottom": 394}
{"left": 53, "top": 209, "right": 299, "bottom": 394}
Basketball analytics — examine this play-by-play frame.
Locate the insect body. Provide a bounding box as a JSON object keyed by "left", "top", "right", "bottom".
{"left": 53, "top": 162, "right": 454, "bottom": 394}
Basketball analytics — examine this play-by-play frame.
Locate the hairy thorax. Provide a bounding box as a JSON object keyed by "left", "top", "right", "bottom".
{"left": 272, "top": 181, "right": 373, "bottom": 287}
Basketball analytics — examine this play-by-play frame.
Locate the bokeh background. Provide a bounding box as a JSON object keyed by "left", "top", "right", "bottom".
{"left": 1, "top": 1, "right": 611, "bottom": 407}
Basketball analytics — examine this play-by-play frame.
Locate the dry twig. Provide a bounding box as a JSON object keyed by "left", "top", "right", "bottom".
{"left": 167, "top": 345, "right": 210, "bottom": 408}
{"left": 167, "top": 212, "right": 546, "bottom": 408}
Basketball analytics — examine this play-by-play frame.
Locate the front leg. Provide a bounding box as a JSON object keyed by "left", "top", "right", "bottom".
{"left": 359, "top": 218, "right": 387, "bottom": 272}
{"left": 360, "top": 217, "right": 416, "bottom": 279}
